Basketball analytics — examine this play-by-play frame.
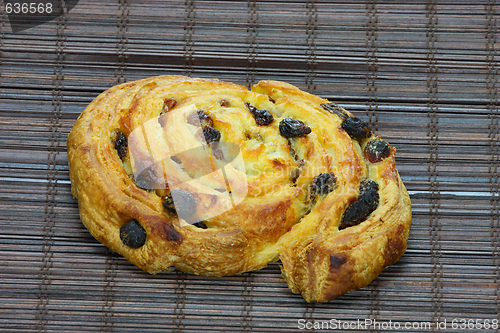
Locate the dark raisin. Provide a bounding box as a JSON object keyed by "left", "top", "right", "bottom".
{"left": 220, "top": 99, "right": 230, "bottom": 107}
{"left": 320, "top": 103, "right": 349, "bottom": 120}
{"left": 171, "top": 156, "right": 182, "bottom": 164}
{"left": 330, "top": 254, "right": 347, "bottom": 269}
{"left": 198, "top": 113, "right": 214, "bottom": 128}
{"left": 245, "top": 102, "right": 274, "bottom": 126}
{"left": 279, "top": 118, "right": 311, "bottom": 138}
{"left": 342, "top": 117, "right": 371, "bottom": 141}
{"left": 212, "top": 147, "right": 224, "bottom": 161}
{"left": 161, "top": 98, "right": 177, "bottom": 114}
{"left": 200, "top": 126, "right": 221, "bottom": 144}
{"left": 187, "top": 112, "right": 200, "bottom": 126}
{"left": 187, "top": 110, "right": 214, "bottom": 128}
{"left": 289, "top": 145, "right": 299, "bottom": 161}
{"left": 364, "top": 139, "right": 391, "bottom": 163}
{"left": 113, "top": 131, "right": 128, "bottom": 159}
{"left": 162, "top": 189, "right": 197, "bottom": 219}
{"left": 340, "top": 179, "right": 379, "bottom": 230}
{"left": 360, "top": 179, "right": 379, "bottom": 192}
{"left": 291, "top": 168, "right": 301, "bottom": 184}
{"left": 135, "top": 165, "right": 164, "bottom": 190}
{"left": 191, "top": 220, "right": 208, "bottom": 229}
{"left": 120, "top": 219, "right": 147, "bottom": 248}
{"left": 310, "top": 172, "right": 337, "bottom": 200}
{"left": 162, "top": 193, "right": 176, "bottom": 213}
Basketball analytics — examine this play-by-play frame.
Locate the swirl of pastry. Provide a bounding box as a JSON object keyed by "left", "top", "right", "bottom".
{"left": 67, "top": 76, "right": 411, "bottom": 302}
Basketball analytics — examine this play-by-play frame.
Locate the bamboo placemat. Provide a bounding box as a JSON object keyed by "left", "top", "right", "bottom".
{"left": 0, "top": 0, "right": 499, "bottom": 332}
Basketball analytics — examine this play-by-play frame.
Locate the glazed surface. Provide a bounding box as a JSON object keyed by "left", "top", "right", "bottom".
{"left": 67, "top": 76, "right": 412, "bottom": 302}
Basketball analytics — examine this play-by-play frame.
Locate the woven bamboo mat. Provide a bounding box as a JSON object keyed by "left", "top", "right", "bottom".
{"left": 0, "top": 0, "right": 499, "bottom": 332}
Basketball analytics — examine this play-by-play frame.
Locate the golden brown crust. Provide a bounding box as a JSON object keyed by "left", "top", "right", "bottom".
{"left": 67, "top": 75, "right": 412, "bottom": 302}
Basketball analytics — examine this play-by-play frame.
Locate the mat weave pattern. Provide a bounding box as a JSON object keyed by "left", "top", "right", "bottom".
{"left": 0, "top": 1, "right": 499, "bottom": 332}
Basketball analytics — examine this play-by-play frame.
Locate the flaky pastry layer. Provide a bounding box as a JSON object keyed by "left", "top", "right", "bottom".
{"left": 67, "top": 75, "right": 411, "bottom": 302}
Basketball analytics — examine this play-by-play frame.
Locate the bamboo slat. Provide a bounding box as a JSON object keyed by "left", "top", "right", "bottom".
{"left": 0, "top": 0, "right": 499, "bottom": 332}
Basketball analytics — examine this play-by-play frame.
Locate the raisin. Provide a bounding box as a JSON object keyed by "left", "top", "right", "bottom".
{"left": 212, "top": 147, "right": 224, "bottom": 161}
{"left": 291, "top": 168, "right": 301, "bottom": 184}
{"left": 198, "top": 113, "right": 214, "bottom": 128}
{"left": 245, "top": 102, "right": 274, "bottom": 126}
{"left": 342, "top": 117, "right": 371, "bottom": 141}
{"left": 220, "top": 99, "right": 230, "bottom": 107}
{"left": 162, "top": 193, "right": 176, "bottom": 214}
{"left": 135, "top": 165, "right": 164, "bottom": 190}
{"left": 279, "top": 118, "right": 311, "bottom": 138}
{"left": 120, "top": 219, "right": 147, "bottom": 248}
{"left": 340, "top": 179, "right": 379, "bottom": 229}
{"left": 162, "top": 189, "right": 197, "bottom": 219}
{"left": 186, "top": 112, "right": 199, "bottom": 126}
{"left": 321, "top": 103, "right": 371, "bottom": 141}
{"left": 113, "top": 131, "right": 128, "bottom": 159}
{"left": 330, "top": 254, "right": 347, "bottom": 269}
{"left": 161, "top": 98, "right": 177, "bottom": 114}
{"left": 364, "top": 139, "right": 391, "bottom": 163}
{"left": 359, "top": 179, "right": 378, "bottom": 192}
{"left": 187, "top": 110, "right": 214, "bottom": 128}
{"left": 320, "top": 103, "right": 349, "bottom": 120}
{"left": 171, "top": 155, "right": 182, "bottom": 164}
{"left": 199, "top": 126, "right": 221, "bottom": 144}
{"left": 289, "top": 146, "right": 299, "bottom": 161}
{"left": 310, "top": 172, "right": 337, "bottom": 200}
{"left": 191, "top": 220, "right": 208, "bottom": 229}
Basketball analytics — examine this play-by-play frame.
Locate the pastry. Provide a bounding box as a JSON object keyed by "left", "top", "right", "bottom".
{"left": 67, "top": 75, "right": 412, "bottom": 302}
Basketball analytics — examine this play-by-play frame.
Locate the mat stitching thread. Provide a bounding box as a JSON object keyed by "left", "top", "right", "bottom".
{"left": 174, "top": 4, "right": 195, "bottom": 325}
{"left": 305, "top": 0, "right": 317, "bottom": 93}
{"left": 115, "top": 0, "right": 129, "bottom": 85}
{"left": 174, "top": 4, "right": 194, "bottom": 331}
{"left": 366, "top": 0, "right": 378, "bottom": 132}
{"left": 101, "top": 249, "right": 118, "bottom": 333}
{"left": 246, "top": 0, "right": 258, "bottom": 88}
{"left": 173, "top": 272, "right": 187, "bottom": 333}
{"left": 304, "top": 303, "right": 316, "bottom": 333}
{"left": 101, "top": 2, "right": 129, "bottom": 332}
{"left": 366, "top": 2, "right": 380, "bottom": 330}
{"left": 426, "top": 1, "right": 443, "bottom": 332}
{"left": 303, "top": 4, "right": 318, "bottom": 324}
{"left": 0, "top": 2, "right": 4, "bottom": 84}
{"left": 36, "top": 7, "right": 67, "bottom": 332}
{"left": 240, "top": 272, "right": 254, "bottom": 332}
{"left": 368, "top": 280, "right": 380, "bottom": 333}
{"left": 183, "top": 0, "right": 195, "bottom": 77}
{"left": 486, "top": 0, "right": 500, "bottom": 331}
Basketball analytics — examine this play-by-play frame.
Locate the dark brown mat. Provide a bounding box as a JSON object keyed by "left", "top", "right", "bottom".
{"left": 1, "top": 0, "right": 499, "bottom": 332}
